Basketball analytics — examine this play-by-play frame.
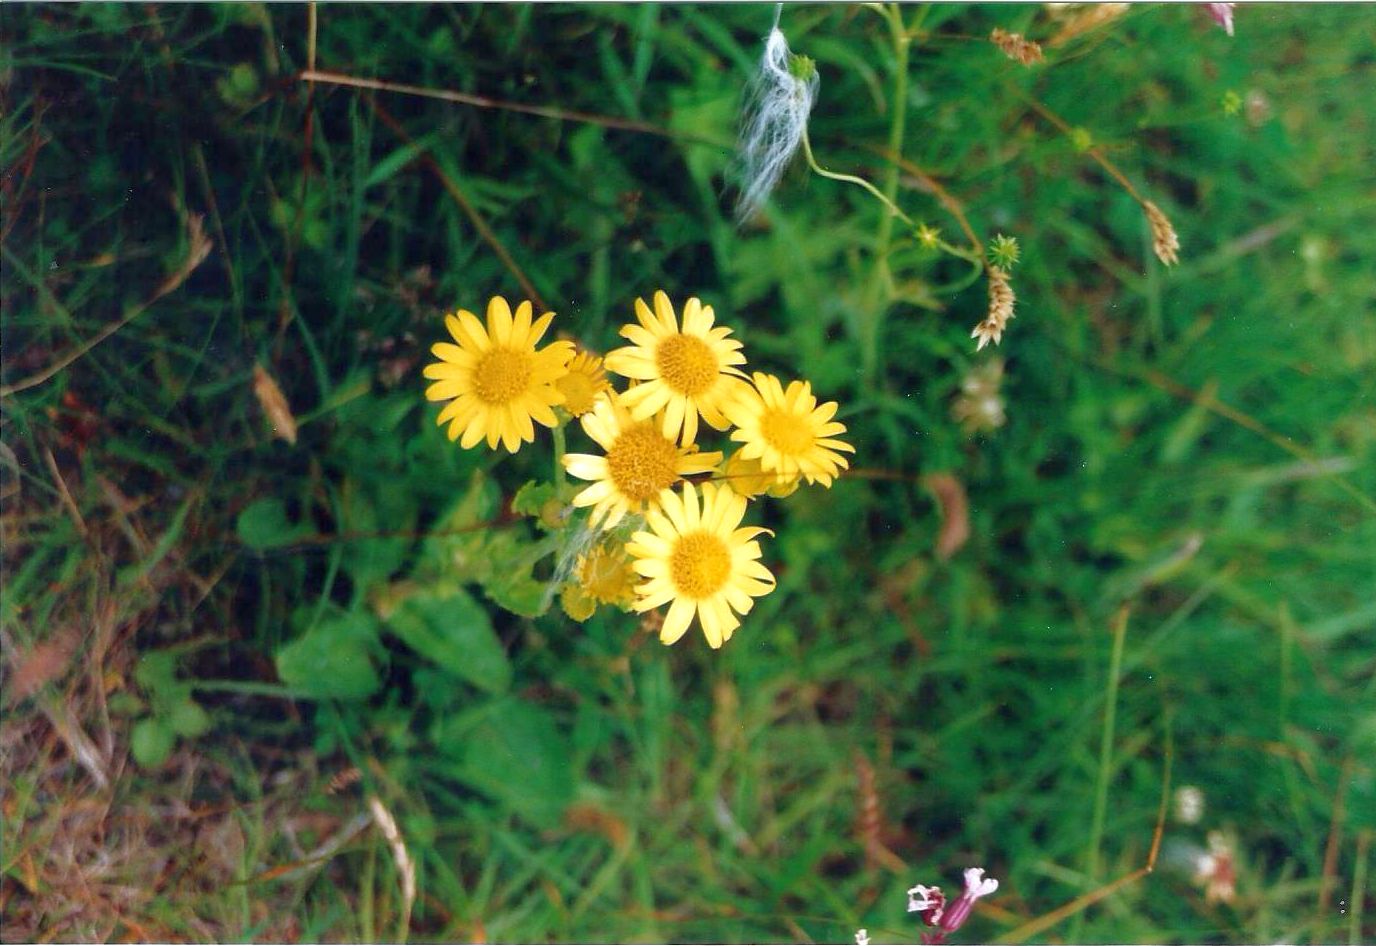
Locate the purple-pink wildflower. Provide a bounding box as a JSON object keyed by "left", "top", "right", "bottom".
{"left": 1204, "top": 3, "right": 1235, "bottom": 36}
{"left": 907, "top": 868, "right": 999, "bottom": 943}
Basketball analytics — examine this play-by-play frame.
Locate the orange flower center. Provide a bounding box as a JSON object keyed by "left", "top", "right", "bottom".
{"left": 669, "top": 531, "right": 732, "bottom": 599}
{"left": 606, "top": 423, "right": 682, "bottom": 503}
{"left": 655, "top": 334, "right": 718, "bottom": 396}
{"left": 473, "top": 348, "right": 532, "bottom": 405}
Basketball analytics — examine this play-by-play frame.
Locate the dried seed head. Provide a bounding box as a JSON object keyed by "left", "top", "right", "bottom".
{"left": 252, "top": 363, "right": 298, "bottom": 445}
{"left": 1143, "top": 200, "right": 1180, "bottom": 266}
{"left": 971, "top": 267, "right": 1016, "bottom": 351}
{"left": 1047, "top": 3, "right": 1129, "bottom": 48}
{"left": 991, "top": 28, "right": 1045, "bottom": 65}
{"left": 953, "top": 358, "right": 1008, "bottom": 435}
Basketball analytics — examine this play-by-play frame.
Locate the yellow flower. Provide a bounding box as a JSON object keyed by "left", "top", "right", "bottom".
{"left": 604, "top": 290, "right": 748, "bottom": 445}
{"left": 625, "top": 482, "right": 775, "bottom": 649}
{"left": 423, "top": 296, "right": 574, "bottom": 452}
{"left": 725, "top": 373, "right": 854, "bottom": 487}
{"left": 718, "top": 451, "right": 800, "bottom": 499}
{"left": 563, "top": 394, "right": 722, "bottom": 529}
{"left": 554, "top": 350, "right": 611, "bottom": 417}
{"left": 560, "top": 539, "right": 638, "bottom": 620}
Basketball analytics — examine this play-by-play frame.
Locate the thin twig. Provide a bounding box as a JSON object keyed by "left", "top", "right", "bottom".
{"left": 369, "top": 99, "right": 546, "bottom": 310}
{"left": 299, "top": 68, "right": 692, "bottom": 141}
{"left": 1, "top": 214, "right": 213, "bottom": 398}
{"left": 864, "top": 144, "right": 983, "bottom": 253}
{"left": 998, "top": 722, "right": 1172, "bottom": 944}
{"left": 41, "top": 448, "right": 87, "bottom": 537}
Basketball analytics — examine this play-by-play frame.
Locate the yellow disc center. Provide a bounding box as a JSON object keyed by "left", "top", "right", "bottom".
{"left": 670, "top": 531, "right": 733, "bottom": 599}
{"left": 606, "top": 423, "right": 682, "bottom": 503}
{"left": 473, "top": 348, "right": 532, "bottom": 405}
{"left": 760, "top": 408, "right": 814, "bottom": 456}
{"left": 556, "top": 370, "right": 600, "bottom": 416}
{"left": 654, "top": 334, "right": 718, "bottom": 396}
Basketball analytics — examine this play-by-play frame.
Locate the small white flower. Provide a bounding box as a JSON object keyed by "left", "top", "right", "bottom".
{"left": 962, "top": 867, "right": 1000, "bottom": 899}
{"left": 907, "top": 884, "right": 942, "bottom": 913}
{"left": 855, "top": 929, "right": 870, "bottom": 946}
{"left": 734, "top": 26, "right": 818, "bottom": 223}
{"left": 1174, "top": 785, "right": 1205, "bottom": 825}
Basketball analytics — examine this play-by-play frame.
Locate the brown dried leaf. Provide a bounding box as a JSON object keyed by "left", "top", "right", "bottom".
{"left": 4, "top": 628, "right": 80, "bottom": 706}
{"left": 924, "top": 472, "right": 971, "bottom": 560}
{"left": 252, "top": 364, "right": 298, "bottom": 445}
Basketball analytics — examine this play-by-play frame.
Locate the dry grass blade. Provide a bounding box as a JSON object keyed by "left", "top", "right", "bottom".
{"left": 923, "top": 472, "right": 970, "bottom": 560}
{"left": 251, "top": 364, "right": 299, "bottom": 445}
{"left": 367, "top": 794, "right": 416, "bottom": 940}
{"left": 0, "top": 212, "right": 213, "bottom": 398}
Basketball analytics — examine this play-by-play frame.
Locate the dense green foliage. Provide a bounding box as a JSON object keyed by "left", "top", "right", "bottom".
{"left": 3, "top": 4, "right": 1373, "bottom": 942}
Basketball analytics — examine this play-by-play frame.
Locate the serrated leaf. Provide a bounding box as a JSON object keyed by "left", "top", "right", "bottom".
{"left": 274, "top": 611, "right": 382, "bottom": 700}
{"left": 511, "top": 480, "right": 558, "bottom": 518}
{"left": 387, "top": 590, "right": 510, "bottom": 693}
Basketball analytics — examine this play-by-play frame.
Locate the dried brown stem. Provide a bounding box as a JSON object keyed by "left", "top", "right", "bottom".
{"left": 1, "top": 214, "right": 213, "bottom": 398}
{"left": 369, "top": 99, "right": 546, "bottom": 310}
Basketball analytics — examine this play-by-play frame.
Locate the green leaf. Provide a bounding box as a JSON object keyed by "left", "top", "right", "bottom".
{"left": 440, "top": 698, "right": 574, "bottom": 827}
{"left": 131, "top": 717, "right": 176, "bottom": 768}
{"left": 511, "top": 480, "right": 557, "bottom": 519}
{"left": 387, "top": 590, "right": 510, "bottom": 694}
{"left": 168, "top": 698, "right": 211, "bottom": 738}
{"left": 275, "top": 611, "right": 382, "bottom": 700}
{"left": 237, "top": 498, "right": 310, "bottom": 550}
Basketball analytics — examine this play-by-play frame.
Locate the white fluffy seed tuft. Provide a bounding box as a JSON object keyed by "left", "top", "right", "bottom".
{"left": 733, "top": 28, "right": 818, "bottom": 225}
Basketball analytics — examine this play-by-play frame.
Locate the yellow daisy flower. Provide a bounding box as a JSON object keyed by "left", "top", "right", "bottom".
{"left": 560, "top": 539, "right": 638, "bottom": 621}
{"left": 604, "top": 290, "right": 748, "bottom": 445}
{"left": 563, "top": 394, "right": 723, "bottom": 529}
{"left": 718, "top": 451, "right": 800, "bottom": 499}
{"left": 725, "top": 372, "right": 855, "bottom": 487}
{"left": 554, "top": 350, "right": 611, "bottom": 417}
{"left": 423, "top": 296, "right": 574, "bottom": 452}
{"left": 625, "top": 482, "right": 776, "bottom": 649}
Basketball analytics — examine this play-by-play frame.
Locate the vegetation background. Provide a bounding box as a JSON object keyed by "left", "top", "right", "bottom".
{"left": 2, "top": 3, "right": 1373, "bottom": 943}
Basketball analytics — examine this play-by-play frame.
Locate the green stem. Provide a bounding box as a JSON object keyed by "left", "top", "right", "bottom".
{"left": 800, "top": 128, "right": 913, "bottom": 228}
{"left": 867, "top": 3, "right": 910, "bottom": 386}
{"left": 1076, "top": 606, "right": 1129, "bottom": 942}
{"left": 552, "top": 418, "right": 569, "bottom": 497}
{"left": 874, "top": 3, "right": 911, "bottom": 273}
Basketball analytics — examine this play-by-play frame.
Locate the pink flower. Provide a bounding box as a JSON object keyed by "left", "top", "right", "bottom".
{"left": 907, "top": 868, "right": 999, "bottom": 942}
{"left": 1204, "top": 2, "right": 1235, "bottom": 36}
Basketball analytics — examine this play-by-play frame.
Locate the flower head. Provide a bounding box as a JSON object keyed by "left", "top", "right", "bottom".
{"left": 971, "top": 267, "right": 1016, "bottom": 351}
{"left": 555, "top": 350, "right": 612, "bottom": 417}
{"left": 735, "top": 26, "right": 819, "bottom": 223}
{"left": 1204, "top": 2, "right": 1235, "bottom": 36}
{"left": 560, "top": 538, "right": 638, "bottom": 620}
{"left": 604, "top": 291, "right": 749, "bottom": 446}
{"left": 626, "top": 482, "right": 776, "bottom": 649}
{"left": 423, "top": 296, "right": 574, "bottom": 452}
{"left": 726, "top": 373, "right": 854, "bottom": 487}
{"left": 563, "top": 394, "right": 722, "bottom": 530}
{"left": 719, "top": 451, "right": 801, "bottom": 500}
{"left": 907, "top": 884, "right": 946, "bottom": 926}
{"left": 908, "top": 868, "right": 999, "bottom": 938}
{"left": 952, "top": 357, "right": 1007, "bottom": 435}
{"left": 1143, "top": 200, "right": 1180, "bottom": 266}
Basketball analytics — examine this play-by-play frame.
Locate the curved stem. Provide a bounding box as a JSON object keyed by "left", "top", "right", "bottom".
{"left": 801, "top": 127, "right": 914, "bottom": 229}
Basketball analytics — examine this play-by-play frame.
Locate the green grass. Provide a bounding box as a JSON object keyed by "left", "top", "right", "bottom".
{"left": 3, "top": 3, "right": 1374, "bottom": 943}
